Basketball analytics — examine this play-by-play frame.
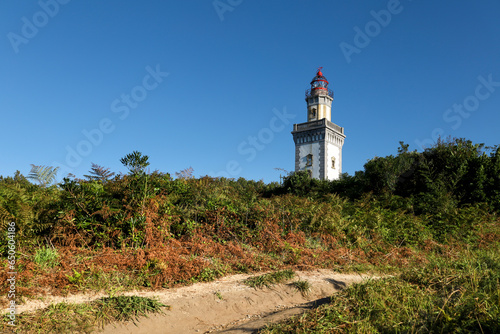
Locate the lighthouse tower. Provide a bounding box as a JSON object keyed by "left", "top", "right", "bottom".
{"left": 292, "top": 68, "right": 346, "bottom": 180}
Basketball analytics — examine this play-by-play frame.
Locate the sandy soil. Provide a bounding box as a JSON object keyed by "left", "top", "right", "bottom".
{"left": 100, "top": 270, "right": 373, "bottom": 334}
{"left": 4, "top": 270, "right": 376, "bottom": 333}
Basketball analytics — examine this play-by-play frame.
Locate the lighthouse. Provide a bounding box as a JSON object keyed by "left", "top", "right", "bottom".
{"left": 292, "top": 68, "right": 346, "bottom": 180}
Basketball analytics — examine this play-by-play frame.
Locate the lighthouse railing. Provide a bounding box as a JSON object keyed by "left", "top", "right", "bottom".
{"left": 293, "top": 119, "right": 344, "bottom": 134}
{"left": 305, "top": 88, "right": 334, "bottom": 99}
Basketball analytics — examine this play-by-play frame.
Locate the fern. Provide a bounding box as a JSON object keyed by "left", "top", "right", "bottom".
{"left": 27, "top": 165, "right": 59, "bottom": 187}
{"left": 175, "top": 167, "right": 194, "bottom": 180}
{"left": 84, "top": 163, "right": 115, "bottom": 182}
{"left": 0, "top": 206, "right": 14, "bottom": 231}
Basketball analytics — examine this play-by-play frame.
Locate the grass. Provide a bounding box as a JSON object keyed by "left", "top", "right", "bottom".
{"left": 2, "top": 296, "right": 169, "bottom": 333}
{"left": 292, "top": 280, "right": 311, "bottom": 296}
{"left": 33, "top": 246, "right": 59, "bottom": 269}
{"left": 95, "top": 295, "right": 169, "bottom": 325}
{"left": 84, "top": 269, "right": 145, "bottom": 294}
{"left": 244, "top": 269, "right": 296, "bottom": 289}
{"left": 193, "top": 262, "right": 229, "bottom": 283}
{"left": 214, "top": 291, "right": 224, "bottom": 300}
{"left": 260, "top": 245, "right": 500, "bottom": 333}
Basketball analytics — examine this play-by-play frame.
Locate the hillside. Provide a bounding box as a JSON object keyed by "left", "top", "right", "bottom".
{"left": 1, "top": 137, "right": 499, "bottom": 333}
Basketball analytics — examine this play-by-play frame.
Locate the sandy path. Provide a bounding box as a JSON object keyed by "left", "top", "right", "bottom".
{"left": 3, "top": 270, "right": 375, "bottom": 333}
{"left": 99, "top": 270, "right": 373, "bottom": 334}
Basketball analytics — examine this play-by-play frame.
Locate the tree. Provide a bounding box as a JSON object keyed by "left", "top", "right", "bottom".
{"left": 120, "top": 151, "right": 150, "bottom": 175}
{"left": 282, "top": 171, "right": 317, "bottom": 197}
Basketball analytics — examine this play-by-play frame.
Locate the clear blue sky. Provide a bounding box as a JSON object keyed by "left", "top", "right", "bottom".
{"left": 1, "top": 0, "right": 499, "bottom": 183}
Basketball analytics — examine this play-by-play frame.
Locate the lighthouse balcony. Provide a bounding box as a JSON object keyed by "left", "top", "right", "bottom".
{"left": 292, "top": 118, "right": 344, "bottom": 135}
{"left": 305, "top": 88, "right": 334, "bottom": 99}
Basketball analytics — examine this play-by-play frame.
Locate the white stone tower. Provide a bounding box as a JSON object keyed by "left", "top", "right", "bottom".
{"left": 292, "top": 68, "right": 346, "bottom": 180}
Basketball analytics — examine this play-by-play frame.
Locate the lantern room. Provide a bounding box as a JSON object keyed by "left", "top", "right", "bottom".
{"left": 311, "top": 68, "right": 328, "bottom": 90}
{"left": 306, "top": 67, "right": 334, "bottom": 98}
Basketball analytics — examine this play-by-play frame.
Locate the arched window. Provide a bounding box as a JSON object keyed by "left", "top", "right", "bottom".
{"left": 306, "top": 154, "right": 313, "bottom": 167}
{"left": 331, "top": 157, "right": 336, "bottom": 169}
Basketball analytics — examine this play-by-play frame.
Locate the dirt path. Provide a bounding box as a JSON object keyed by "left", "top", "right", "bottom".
{"left": 100, "top": 270, "right": 373, "bottom": 334}
{"left": 5, "top": 270, "right": 376, "bottom": 333}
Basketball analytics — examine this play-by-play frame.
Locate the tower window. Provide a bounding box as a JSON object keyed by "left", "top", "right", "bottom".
{"left": 306, "top": 154, "right": 313, "bottom": 167}
{"left": 331, "top": 157, "right": 336, "bottom": 169}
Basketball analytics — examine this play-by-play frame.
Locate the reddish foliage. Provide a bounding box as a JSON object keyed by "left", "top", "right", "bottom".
{"left": 3, "top": 209, "right": 496, "bottom": 302}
